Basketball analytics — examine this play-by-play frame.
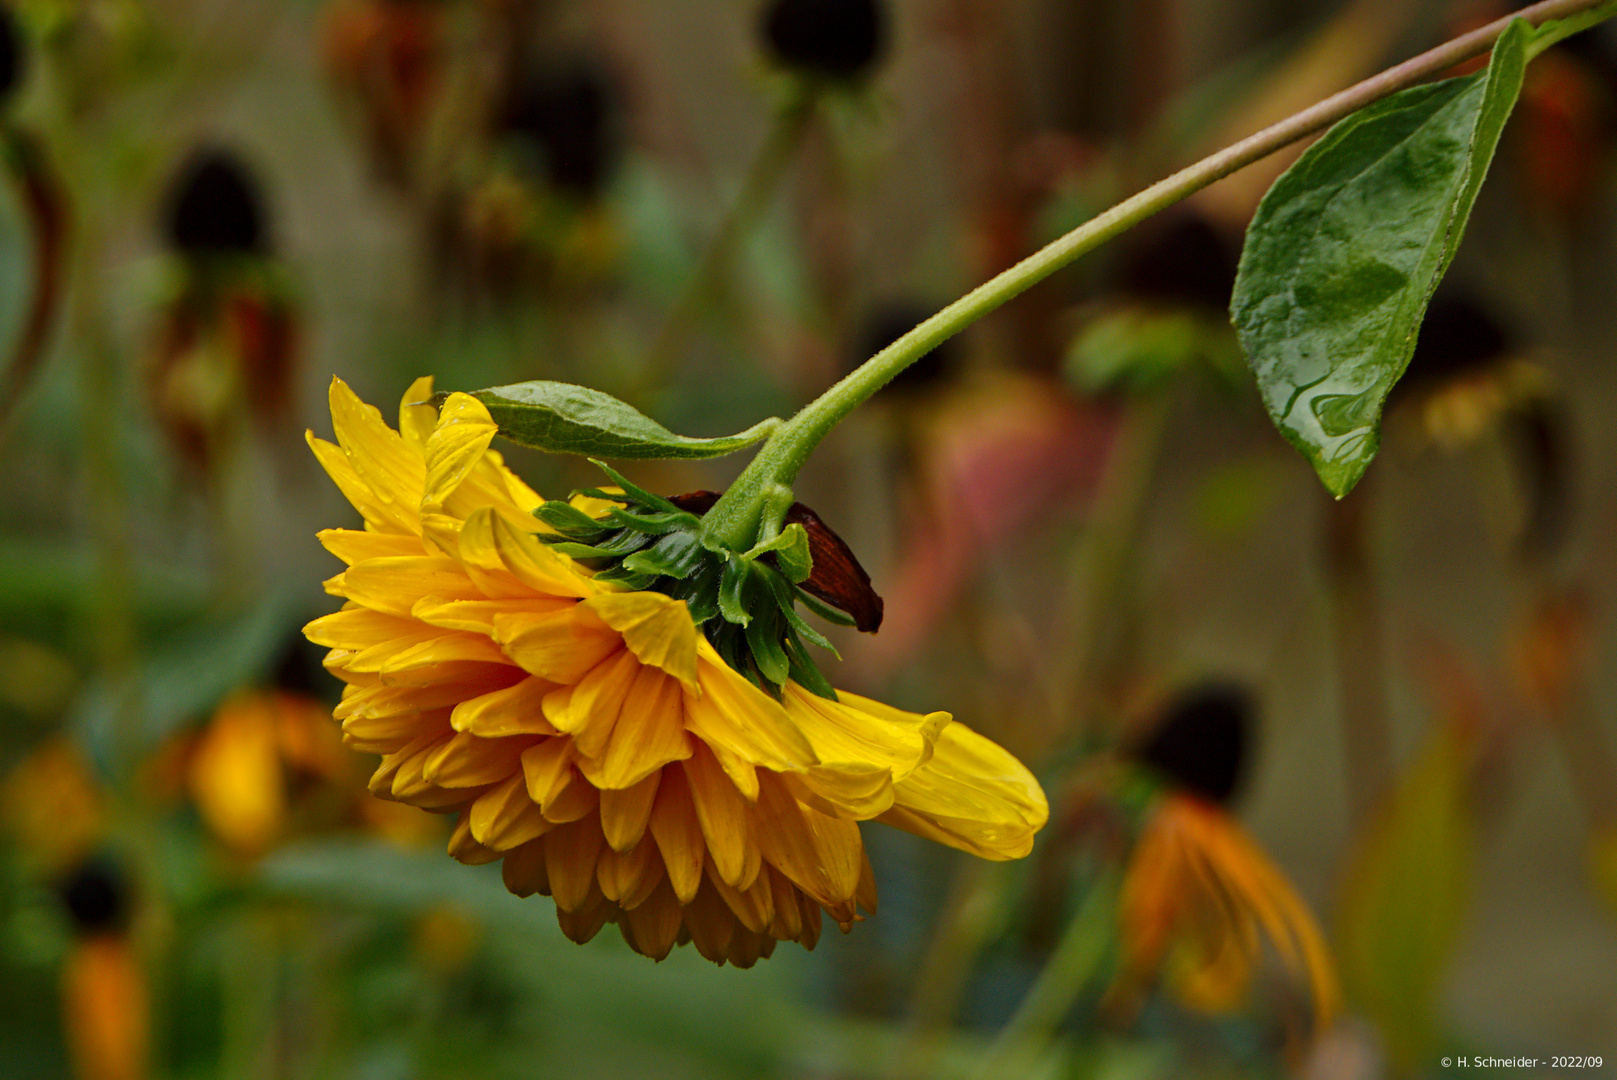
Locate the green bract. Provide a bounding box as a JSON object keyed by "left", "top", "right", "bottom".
{"left": 1231, "top": 18, "right": 1530, "bottom": 497}
{"left": 533, "top": 461, "right": 845, "bottom": 701}
{"left": 443, "top": 380, "right": 782, "bottom": 460}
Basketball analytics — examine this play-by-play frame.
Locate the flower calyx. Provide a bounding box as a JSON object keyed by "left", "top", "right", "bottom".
{"left": 532, "top": 461, "right": 883, "bottom": 701}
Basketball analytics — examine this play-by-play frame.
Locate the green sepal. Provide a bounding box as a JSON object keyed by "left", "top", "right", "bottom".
{"left": 796, "top": 587, "right": 857, "bottom": 628}
{"left": 744, "top": 523, "right": 812, "bottom": 583}
{"left": 673, "top": 560, "right": 723, "bottom": 625}
{"left": 744, "top": 606, "right": 791, "bottom": 687}
{"left": 761, "top": 570, "right": 837, "bottom": 654}
{"left": 718, "top": 556, "right": 755, "bottom": 627}
{"left": 784, "top": 632, "right": 838, "bottom": 701}
{"left": 622, "top": 531, "right": 706, "bottom": 580}
{"left": 583, "top": 460, "right": 681, "bottom": 513}
{"left": 602, "top": 507, "right": 703, "bottom": 535}
{"left": 532, "top": 500, "right": 611, "bottom": 535}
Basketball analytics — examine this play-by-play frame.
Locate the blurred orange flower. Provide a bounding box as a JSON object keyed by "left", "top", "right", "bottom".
{"left": 1116, "top": 793, "right": 1338, "bottom": 1027}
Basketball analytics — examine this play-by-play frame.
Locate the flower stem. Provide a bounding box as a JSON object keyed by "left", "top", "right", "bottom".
{"left": 647, "top": 84, "right": 819, "bottom": 373}
{"left": 698, "top": 0, "right": 1617, "bottom": 551}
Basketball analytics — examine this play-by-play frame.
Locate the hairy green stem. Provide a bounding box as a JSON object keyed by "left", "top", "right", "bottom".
{"left": 699, "top": 0, "right": 1616, "bottom": 551}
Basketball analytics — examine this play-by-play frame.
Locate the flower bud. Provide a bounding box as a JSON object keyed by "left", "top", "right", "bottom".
{"left": 761, "top": 0, "right": 888, "bottom": 81}
{"left": 1134, "top": 682, "right": 1252, "bottom": 806}
{"left": 59, "top": 856, "right": 132, "bottom": 937}
{"left": 0, "top": 3, "right": 26, "bottom": 109}
{"left": 163, "top": 148, "right": 268, "bottom": 256}
{"left": 501, "top": 57, "right": 621, "bottom": 199}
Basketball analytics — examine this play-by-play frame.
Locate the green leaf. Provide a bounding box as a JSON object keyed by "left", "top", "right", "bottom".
{"left": 744, "top": 523, "right": 812, "bottom": 583}
{"left": 1231, "top": 18, "right": 1531, "bottom": 497}
{"left": 463, "top": 381, "right": 782, "bottom": 460}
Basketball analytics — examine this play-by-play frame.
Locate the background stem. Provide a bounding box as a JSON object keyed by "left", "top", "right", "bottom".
{"left": 647, "top": 86, "right": 819, "bottom": 372}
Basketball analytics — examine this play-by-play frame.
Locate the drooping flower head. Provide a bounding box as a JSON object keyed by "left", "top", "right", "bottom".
{"left": 305, "top": 378, "right": 1046, "bottom": 965}
{"left": 1113, "top": 684, "right": 1338, "bottom": 1028}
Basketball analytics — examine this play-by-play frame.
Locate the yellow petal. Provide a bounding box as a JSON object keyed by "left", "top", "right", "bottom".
{"left": 883, "top": 720, "right": 1048, "bottom": 860}
{"left": 493, "top": 515, "right": 597, "bottom": 599}
{"left": 329, "top": 377, "right": 426, "bottom": 515}
{"left": 456, "top": 508, "right": 540, "bottom": 599}
{"left": 710, "top": 866, "right": 776, "bottom": 935}
{"left": 541, "top": 649, "right": 638, "bottom": 752}
{"left": 451, "top": 676, "right": 559, "bottom": 738}
{"left": 399, "top": 376, "right": 437, "bottom": 451}
{"left": 544, "top": 773, "right": 600, "bottom": 824}
{"left": 649, "top": 764, "right": 706, "bottom": 903}
{"left": 412, "top": 595, "right": 574, "bottom": 636}
{"left": 307, "top": 433, "right": 416, "bottom": 535}
{"left": 447, "top": 812, "right": 502, "bottom": 865}
{"left": 764, "top": 867, "right": 803, "bottom": 941}
{"left": 340, "top": 556, "right": 486, "bottom": 618}
{"left": 502, "top": 837, "right": 550, "bottom": 897}
{"left": 582, "top": 592, "right": 698, "bottom": 690}
{"left": 786, "top": 765, "right": 894, "bottom": 821}
{"left": 621, "top": 879, "right": 683, "bottom": 960}
{"left": 596, "top": 838, "right": 663, "bottom": 908}
{"left": 682, "top": 744, "right": 761, "bottom": 890}
{"left": 422, "top": 731, "right": 532, "bottom": 788}
{"left": 520, "top": 738, "right": 575, "bottom": 811}
{"left": 786, "top": 684, "right": 948, "bottom": 782}
{"left": 304, "top": 608, "right": 425, "bottom": 652}
{"left": 752, "top": 771, "right": 862, "bottom": 919}
{"left": 684, "top": 641, "right": 817, "bottom": 777}
{"left": 546, "top": 815, "right": 606, "bottom": 912}
{"left": 599, "top": 771, "right": 661, "bottom": 852}
{"left": 422, "top": 392, "right": 499, "bottom": 512}
{"left": 342, "top": 706, "right": 443, "bottom": 755}
{"left": 578, "top": 663, "right": 692, "bottom": 790}
{"left": 468, "top": 773, "right": 552, "bottom": 851}
{"left": 317, "top": 529, "right": 424, "bottom": 565}
{"left": 494, "top": 605, "right": 620, "bottom": 683}
{"left": 353, "top": 631, "right": 508, "bottom": 675}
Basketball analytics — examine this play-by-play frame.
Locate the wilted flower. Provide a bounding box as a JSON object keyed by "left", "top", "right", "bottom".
{"left": 1112, "top": 685, "right": 1337, "bottom": 1027}
{"left": 305, "top": 378, "right": 1046, "bottom": 965}
{"left": 761, "top": 0, "right": 889, "bottom": 82}
{"left": 1116, "top": 793, "right": 1339, "bottom": 1024}
{"left": 59, "top": 857, "right": 148, "bottom": 1080}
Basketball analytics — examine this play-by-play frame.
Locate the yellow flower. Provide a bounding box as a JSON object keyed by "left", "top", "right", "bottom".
{"left": 1116, "top": 793, "right": 1338, "bottom": 1026}
{"left": 305, "top": 378, "right": 1047, "bottom": 966}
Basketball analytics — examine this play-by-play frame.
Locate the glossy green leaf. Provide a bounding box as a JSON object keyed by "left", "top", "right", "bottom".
{"left": 460, "top": 381, "right": 781, "bottom": 460}
{"left": 1232, "top": 19, "right": 1530, "bottom": 496}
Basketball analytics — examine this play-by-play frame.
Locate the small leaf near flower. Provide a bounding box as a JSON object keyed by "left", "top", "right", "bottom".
{"left": 1231, "top": 18, "right": 1530, "bottom": 498}
{"left": 442, "top": 381, "right": 782, "bottom": 460}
